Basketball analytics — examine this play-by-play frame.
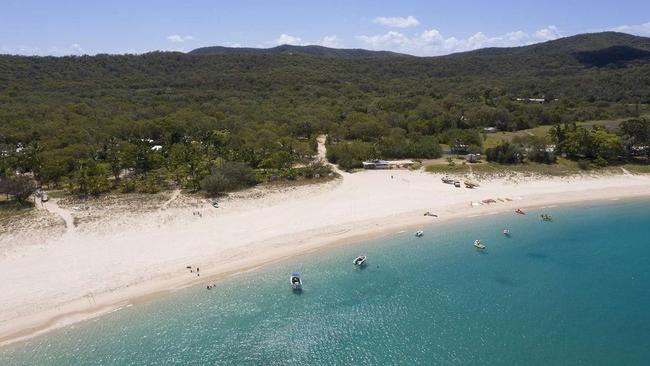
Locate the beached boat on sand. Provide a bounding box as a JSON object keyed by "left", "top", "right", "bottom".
{"left": 415, "top": 230, "right": 424, "bottom": 237}
{"left": 441, "top": 176, "right": 455, "bottom": 184}
{"left": 474, "top": 240, "right": 486, "bottom": 249}
{"left": 353, "top": 255, "right": 367, "bottom": 266}
{"left": 290, "top": 273, "right": 303, "bottom": 291}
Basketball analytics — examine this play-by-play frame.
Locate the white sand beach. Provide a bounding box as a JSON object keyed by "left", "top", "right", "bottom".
{"left": 2, "top": 159, "right": 650, "bottom": 345}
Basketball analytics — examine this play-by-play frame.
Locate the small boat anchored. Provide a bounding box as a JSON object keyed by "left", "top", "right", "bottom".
{"left": 474, "top": 239, "right": 486, "bottom": 250}
{"left": 415, "top": 230, "right": 424, "bottom": 237}
{"left": 541, "top": 214, "right": 553, "bottom": 222}
{"left": 515, "top": 208, "right": 525, "bottom": 215}
{"left": 503, "top": 229, "right": 510, "bottom": 236}
{"left": 353, "top": 255, "right": 367, "bottom": 266}
{"left": 290, "top": 272, "right": 303, "bottom": 291}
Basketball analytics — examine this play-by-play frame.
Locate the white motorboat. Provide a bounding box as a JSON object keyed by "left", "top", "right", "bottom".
{"left": 290, "top": 272, "right": 302, "bottom": 291}
{"left": 415, "top": 230, "right": 424, "bottom": 237}
{"left": 474, "top": 240, "right": 486, "bottom": 249}
{"left": 503, "top": 229, "right": 510, "bottom": 236}
{"left": 353, "top": 255, "right": 367, "bottom": 266}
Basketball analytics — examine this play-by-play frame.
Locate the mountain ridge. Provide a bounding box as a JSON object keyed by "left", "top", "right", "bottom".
{"left": 188, "top": 32, "right": 650, "bottom": 63}
{"left": 189, "top": 44, "right": 411, "bottom": 58}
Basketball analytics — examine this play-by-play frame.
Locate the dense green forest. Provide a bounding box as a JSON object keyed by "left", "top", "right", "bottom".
{"left": 1, "top": 32, "right": 650, "bottom": 198}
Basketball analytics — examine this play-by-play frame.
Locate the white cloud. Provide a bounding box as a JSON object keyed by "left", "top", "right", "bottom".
{"left": 357, "top": 25, "right": 565, "bottom": 56}
{"left": 276, "top": 33, "right": 305, "bottom": 45}
{"left": 0, "top": 45, "right": 41, "bottom": 55}
{"left": 167, "top": 34, "right": 194, "bottom": 43}
{"left": 70, "top": 43, "right": 83, "bottom": 54}
{"left": 611, "top": 21, "right": 650, "bottom": 36}
{"left": 373, "top": 16, "right": 419, "bottom": 28}
{"left": 320, "top": 35, "right": 338, "bottom": 47}
{"left": 534, "top": 25, "right": 561, "bottom": 41}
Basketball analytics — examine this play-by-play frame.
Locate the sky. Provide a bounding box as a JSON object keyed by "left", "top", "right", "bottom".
{"left": 1, "top": 0, "right": 650, "bottom": 56}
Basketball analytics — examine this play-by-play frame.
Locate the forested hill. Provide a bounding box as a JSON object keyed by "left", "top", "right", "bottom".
{"left": 448, "top": 32, "right": 650, "bottom": 68}
{"left": 189, "top": 44, "right": 410, "bottom": 58}
{"left": 1, "top": 31, "right": 650, "bottom": 195}
{"left": 453, "top": 32, "right": 650, "bottom": 56}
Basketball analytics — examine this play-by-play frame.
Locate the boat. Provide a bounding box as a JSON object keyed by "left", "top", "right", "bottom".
{"left": 464, "top": 181, "right": 478, "bottom": 189}
{"left": 212, "top": 201, "right": 219, "bottom": 208}
{"left": 353, "top": 255, "right": 367, "bottom": 266}
{"left": 454, "top": 181, "right": 461, "bottom": 188}
{"left": 515, "top": 208, "right": 525, "bottom": 215}
{"left": 541, "top": 214, "right": 553, "bottom": 222}
{"left": 441, "top": 176, "right": 455, "bottom": 184}
{"left": 415, "top": 230, "right": 424, "bottom": 237}
{"left": 503, "top": 229, "right": 510, "bottom": 236}
{"left": 290, "top": 272, "right": 302, "bottom": 291}
{"left": 474, "top": 239, "right": 486, "bottom": 249}
{"left": 424, "top": 211, "right": 438, "bottom": 217}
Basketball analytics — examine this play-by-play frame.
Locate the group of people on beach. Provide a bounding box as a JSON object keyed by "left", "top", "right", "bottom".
{"left": 186, "top": 265, "right": 200, "bottom": 276}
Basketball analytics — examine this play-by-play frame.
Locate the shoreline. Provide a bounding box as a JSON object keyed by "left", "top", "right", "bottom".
{"left": 2, "top": 173, "right": 650, "bottom": 347}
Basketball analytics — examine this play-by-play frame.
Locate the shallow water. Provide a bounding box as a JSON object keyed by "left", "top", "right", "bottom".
{"left": 2, "top": 200, "right": 650, "bottom": 365}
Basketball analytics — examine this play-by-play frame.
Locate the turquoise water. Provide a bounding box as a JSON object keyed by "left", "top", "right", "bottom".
{"left": 2, "top": 200, "right": 650, "bottom": 365}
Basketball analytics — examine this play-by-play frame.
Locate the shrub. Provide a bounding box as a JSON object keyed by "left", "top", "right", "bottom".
{"left": 326, "top": 140, "right": 375, "bottom": 170}
{"left": 200, "top": 162, "right": 257, "bottom": 196}
{"left": 485, "top": 142, "right": 524, "bottom": 164}
{"left": 0, "top": 175, "right": 37, "bottom": 202}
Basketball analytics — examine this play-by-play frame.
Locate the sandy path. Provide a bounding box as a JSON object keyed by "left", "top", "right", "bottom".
{"left": 316, "top": 134, "right": 345, "bottom": 175}
{"left": 159, "top": 189, "right": 181, "bottom": 210}
{"left": 42, "top": 199, "right": 76, "bottom": 235}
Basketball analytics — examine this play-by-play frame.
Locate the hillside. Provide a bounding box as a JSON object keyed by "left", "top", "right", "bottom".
{"left": 189, "top": 44, "right": 409, "bottom": 58}
{"left": 1, "top": 31, "right": 649, "bottom": 192}
{"left": 452, "top": 31, "right": 650, "bottom": 57}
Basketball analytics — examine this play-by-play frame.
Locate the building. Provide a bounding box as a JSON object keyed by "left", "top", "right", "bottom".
{"left": 515, "top": 97, "right": 547, "bottom": 104}
{"left": 466, "top": 154, "right": 481, "bottom": 163}
{"left": 362, "top": 160, "right": 390, "bottom": 169}
{"left": 362, "top": 159, "right": 414, "bottom": 169}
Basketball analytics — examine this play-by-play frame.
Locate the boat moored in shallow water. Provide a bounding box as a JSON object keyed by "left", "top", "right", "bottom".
{"left": 415, "top": 230, "right": 424, "bottom": 237}
{"left": 353, "top": 255, "right": 367, "bottom": 266}
{"left": 503, "top": 229, "right": 510, "bottom": 236}
{"left": 290, "top": 273, "right": 302, "bottom": 291}
{"left": 474, "top": 240, "right": 486, "bottom": 249}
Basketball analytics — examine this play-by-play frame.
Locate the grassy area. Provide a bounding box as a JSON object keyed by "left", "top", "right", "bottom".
{"left": 0, "top": 198, "right": 34, "bottom": 220}
{"left": 622, "top": 163, "right": 650, "bottom": 174}
{"left": 483, "top": 113, "right": 650, "bottom": 148}
{"left": 424, "top": 158, "right": 632, "bottom": 178}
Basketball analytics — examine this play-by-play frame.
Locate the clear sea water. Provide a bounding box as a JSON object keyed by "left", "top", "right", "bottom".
{"left": 2, "top": 199, "right": 650, "bottom": 365}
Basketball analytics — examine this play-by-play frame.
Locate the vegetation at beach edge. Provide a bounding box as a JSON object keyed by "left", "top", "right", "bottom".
{"left": 2, "top": 32, "right": 650, "bottom": 203}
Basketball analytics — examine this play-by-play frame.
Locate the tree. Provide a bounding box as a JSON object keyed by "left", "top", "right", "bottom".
{"left": 619, "top": 118, "right": 650, "bottom": 159}
{"left": 0, "top": 175, "right": 37, "bottom": 203}
{"left": 485, "top": 142, "right": 524, "bottom": 164}
{"left": 200, "top": 162, "right": 257, "bottom": 196}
